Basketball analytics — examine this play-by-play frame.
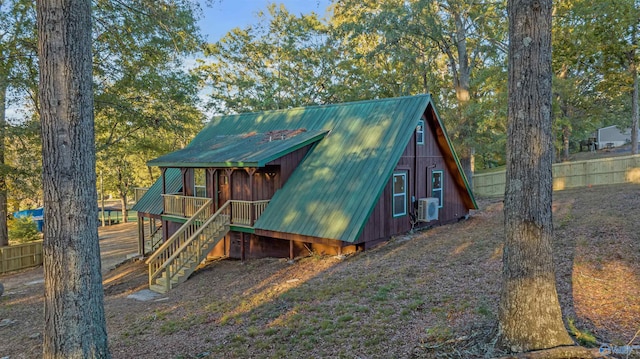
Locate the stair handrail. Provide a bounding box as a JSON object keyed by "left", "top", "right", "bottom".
{"left": 146, "top": 198, "right": 213, "bottom": 288}
{"left": 149, "top": 225, "right": 164, "bottom": 251}
{"left": 159, "top": 201, "right": 231, "bottom": 274}
{"left": 144, "top": 224, "right": 164, "bottom": 254}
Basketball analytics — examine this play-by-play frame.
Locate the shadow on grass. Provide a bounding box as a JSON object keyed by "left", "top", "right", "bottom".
{"left": 104, "top": 186, "right": 640, "bottom": 358}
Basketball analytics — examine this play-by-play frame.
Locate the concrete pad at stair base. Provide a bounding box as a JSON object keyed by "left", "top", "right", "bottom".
{"left": 127, "top": 289, "right": 163, "bottom": 302}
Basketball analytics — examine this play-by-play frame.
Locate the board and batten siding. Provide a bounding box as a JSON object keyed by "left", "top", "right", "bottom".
{"left": 206, "top": 144, "right": 315, "bottom": 259}
{"left": 358, "top": 112, "right": 471, "bottom": 244}
{"left": 225, "top": 143, "right": 314, "bottom": 202}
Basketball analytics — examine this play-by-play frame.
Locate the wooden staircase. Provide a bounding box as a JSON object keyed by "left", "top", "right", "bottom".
{"left": 146, "top": 200, "right": 231, "bottom": 293}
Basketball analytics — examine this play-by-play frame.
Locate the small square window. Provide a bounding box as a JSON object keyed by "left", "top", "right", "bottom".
{"left": 416, "top": 120, "right": 425, "bottom": 145}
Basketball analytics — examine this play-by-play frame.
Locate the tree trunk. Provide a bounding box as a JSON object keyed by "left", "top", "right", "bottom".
{"left": 631, "top": 53, "right": 638, "bottom": 155}
{"left": 499, "top": 0, "right": 574, "bottom": 353}
{"left": 450, "top": 8, "right": 474, "bottom": 187}
{"left": 117, "top": 167, "right": 128, "bottom": 223}
{"left": 0, "top": 79, "right": 9, "bottom": 247}
{"left": 120, "top": 195, "right": 128, "bottom": 223}
{"left": 147, "top": 166, "right": 154, "bottom": 183}
{"left": 460, "top": 153, "right": 473, "bottom": 190}
{"left": 454, "top": 9, "right": 471, "bottom": 103}
{"left": 37, "top": 0, "right": 110, "bottom": 357}
{"left": 562, "top": 125, "right": 570, "bottom": 162}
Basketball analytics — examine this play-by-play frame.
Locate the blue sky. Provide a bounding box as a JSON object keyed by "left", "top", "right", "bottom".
{"left": 198, "top": 0, "right": 332, "bottom": 43}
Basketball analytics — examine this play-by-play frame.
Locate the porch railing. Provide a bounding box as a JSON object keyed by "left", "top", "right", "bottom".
{"left": 230, "top": 200, "right": 271, "bottom": 227}
{"left": 163, "top": 194, "right": 211, "bottom": 217}
{"left": 162, "top": 195, "right": 270, "bottom": 227}
{"left": 147, "top": 198, "right": 215, "bottom": 286}
{"left": 133, "top": 187, "right": 149, "bottom": 203}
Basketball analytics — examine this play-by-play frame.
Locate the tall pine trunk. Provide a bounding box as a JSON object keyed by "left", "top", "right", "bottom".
{"left": 631, "top": 55, "right": 638, "bottom": 155}
{"left": 499, "top": 0, "right": 574, "bottom": 352}
{"left": 0, "top": 79, "right": 9, "bottom": 247}
{"left": 452, "top": 7, "right": 474, "bottom": 188}
{"left": 562, "top": 125, "right": 570, "bottom": 161}
{"left": 37, "top": 0, "right": 110, "bottom": 357}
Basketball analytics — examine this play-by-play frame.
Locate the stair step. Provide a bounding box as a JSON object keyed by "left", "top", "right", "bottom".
{"left": 157, "top": 275, "right": 182, "bottom": 286}
{"left": 149, "top": 221, "right": 230, "bottom": 293}
{"left": 149, "top": 283, "right": 168, "bottom": 294}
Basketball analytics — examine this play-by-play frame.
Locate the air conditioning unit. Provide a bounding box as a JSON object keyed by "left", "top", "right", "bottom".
{"left": 417, "top": 197, "right": 439, "bottom": 222}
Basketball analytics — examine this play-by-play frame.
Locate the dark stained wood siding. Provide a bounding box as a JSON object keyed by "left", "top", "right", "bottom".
{"left": 266, "top": 143, "right": 315, "bottom": 186}
{"left": 357, "top": 110, "right": 471, "bottom": 244}
{"left": 223, "top": 143, "right": 314, "bottom": 202}
{"left": 166, "top": 144, "right": 316, "bottom": 258}
{"left": 175, "top": 144, "right": 313, "bottom": 203}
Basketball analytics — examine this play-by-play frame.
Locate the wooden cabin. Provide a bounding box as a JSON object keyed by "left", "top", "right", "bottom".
{"left": 133, "top": 95, "right": 477, "bottom": 292}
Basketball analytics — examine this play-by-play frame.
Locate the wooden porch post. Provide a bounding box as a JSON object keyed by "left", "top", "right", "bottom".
{"left": 241, "top": 233, "right": 245, "bottom": 262}
{"left": 137, "top": 216, "right": 144, "bottom": 256}
{"left": 207, "top": 168, "right": 217, "bottom": 211}
{"left": 225, "top": 168, "right": 234, "bottom": 221}
{"left": 161, "top": 168, "right": 167, "bottom": 214}
{"left": 289, "top": 240, "right": 294, "bottom": 260}
{"left": 245, "top": 168, "right": 257, "bottom": 225}
{"left": 180, "top": 168, "right": 188, "bottom": 217}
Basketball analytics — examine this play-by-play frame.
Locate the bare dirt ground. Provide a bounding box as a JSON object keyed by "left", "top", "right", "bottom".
{"left": 1, "top": 185, "right": 639, "bottom": 358}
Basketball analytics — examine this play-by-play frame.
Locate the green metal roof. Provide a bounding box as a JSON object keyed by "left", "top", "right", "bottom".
{"left": 131, "top": 168, "right": 182, "bottom": 215}
{"left": 146, "top": 94, "right": 476, "bottom": 242}
{"left": 148, "top": 130, "right": 328, "bottom": 168}
{"left": 253, "top": 95, "right": 431, "bottom": 242}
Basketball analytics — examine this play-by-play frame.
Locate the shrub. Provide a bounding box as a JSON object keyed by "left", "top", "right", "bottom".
{"left": 8, "top": 216, "right": 40, "bottom": 243}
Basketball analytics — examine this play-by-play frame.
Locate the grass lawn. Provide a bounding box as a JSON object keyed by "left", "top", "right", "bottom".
{"left": 1, "top": 184, "right": 639, "bottom": 358}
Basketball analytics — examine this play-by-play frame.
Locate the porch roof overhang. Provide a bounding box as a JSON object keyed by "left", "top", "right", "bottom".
{"left": 147, "top": 129, "right": 327, "bottom": 168}
{"left": 131, "top": 168, "right": 182, "bottom": 215}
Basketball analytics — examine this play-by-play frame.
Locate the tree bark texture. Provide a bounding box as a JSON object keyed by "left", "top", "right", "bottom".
{"left": 561, "top": 125, "right": 570, "bottom": 162}
{"left": 499, "top": 0, "right": 574, "bottom": 353}
{"left": 451, "top": 7, "right": 473, "bottom": 186}
{"left": 631, "top": 54, "right": 638, "bottom": 155}
{"left": 0, "top": 80, "right": 9, "bottom": 247}
{"left": 37, "top": 0, "right": 110, "bottom": 357}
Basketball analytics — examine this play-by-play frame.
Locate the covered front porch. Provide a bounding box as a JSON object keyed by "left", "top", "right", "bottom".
{"left": 162, "top": 194, "right": 270, "bottom": 229}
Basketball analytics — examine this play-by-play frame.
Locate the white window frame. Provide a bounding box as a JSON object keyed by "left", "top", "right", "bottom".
{"left": 194, "top": 168, "right": 207, "bottom": 198}
{"left": 416, "top": 120, "right": 425, "bottom": 145}
{"left": 432, "top": 170, "right": 443, "bottom": 208}
{"left": 392, "top": 172, "right": 407, "bottom": 217}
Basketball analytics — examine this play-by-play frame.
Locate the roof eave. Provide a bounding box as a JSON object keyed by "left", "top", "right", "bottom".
{"left": 148, "top": 161, "right": 261, "bottom": 168}
{"left": 428, "top": 101, "right": 479, "bottom": 210}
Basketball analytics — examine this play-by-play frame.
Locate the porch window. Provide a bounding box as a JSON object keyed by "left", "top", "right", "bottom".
{"left": 432, "top": 170, "right": 443, "bottom": 208}
{"left": 194, "top": 168, "right": 206, "bottom": 197}
{"left": 393, "top": 172, "right": 407, "bottom": 217}
{"left": 416, "top": 120, "right": 425, "bottom": 145}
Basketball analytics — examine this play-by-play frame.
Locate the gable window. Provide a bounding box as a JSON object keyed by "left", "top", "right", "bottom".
{"left": 416, "top": 120, "right": 425, "bottom": 145}
{"left": 432, "top": 170, "right": 443, "bottom": 208}
{"left": 194, "top": 168, "right": 206, "bottom": 197}
{"left": 393, "top": 172, "right": 407, "bottom": 217}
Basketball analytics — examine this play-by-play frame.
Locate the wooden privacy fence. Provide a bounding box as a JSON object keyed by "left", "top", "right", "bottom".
{"left": 0, "top": 241, "right": 43, "bottom": 274}
{"left": 473, "top": 154, "right": 640, "bottom": 197}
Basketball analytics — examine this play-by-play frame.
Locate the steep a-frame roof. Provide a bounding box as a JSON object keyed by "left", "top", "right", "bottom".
{"left": 149, "top": 94, "right": 476, "bottom": 243}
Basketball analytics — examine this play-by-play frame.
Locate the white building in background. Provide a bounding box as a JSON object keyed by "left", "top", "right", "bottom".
{"left": 596, "top": 125, "right": 639, "bottom": 149}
